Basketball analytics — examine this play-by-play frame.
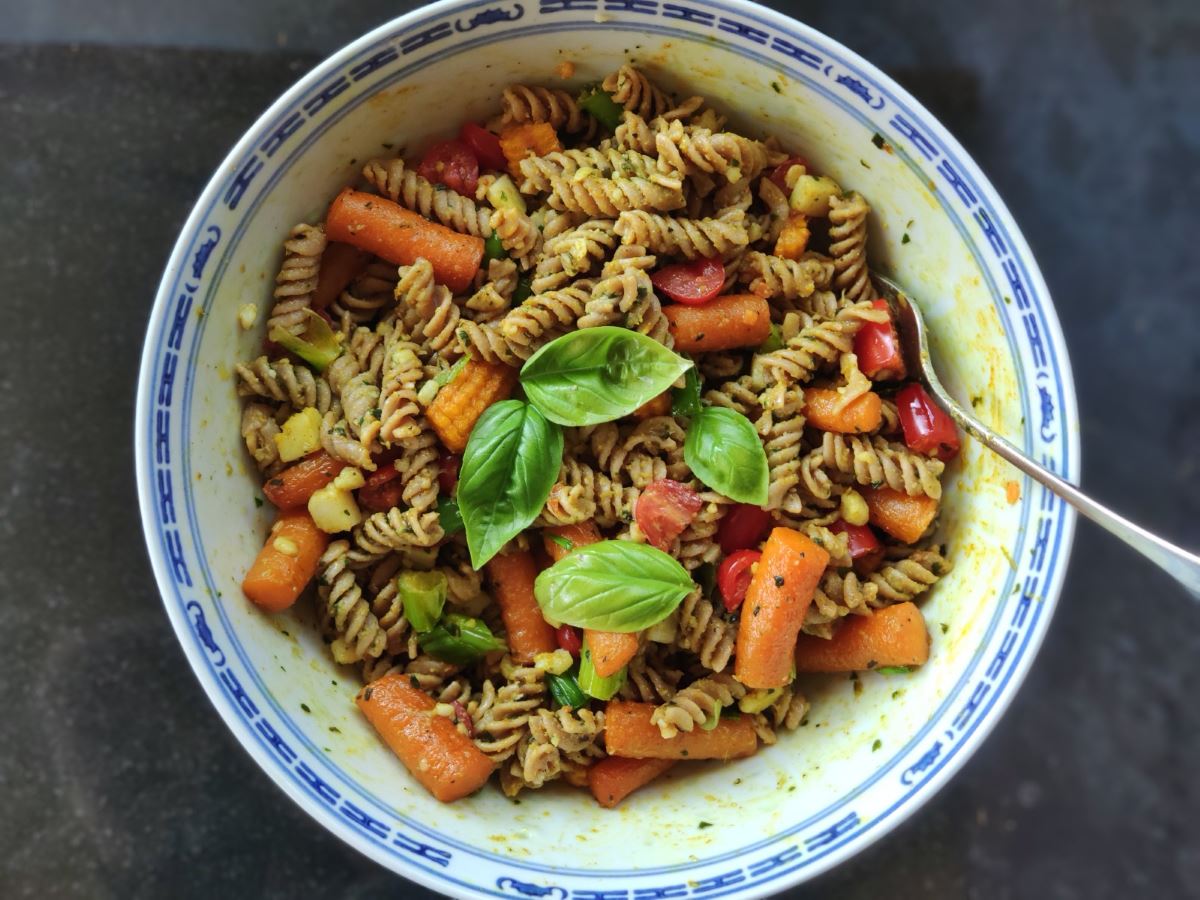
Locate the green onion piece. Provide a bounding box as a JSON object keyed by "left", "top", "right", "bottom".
{"left": 546, "top": 534, "right": 574, "bottom": 552}
{"left": 483, "top": 232, "right": 507, "bottom": 263}
{"left": 398, "top": 570, "right": 448, "bottom": 633}
{"left": 578, "top": 86, "right": 624, "bottom": 131}
{"left": 578, "top": 646, "right": 626, "bottom": 700}
{"left": 269, "top": 309, "right": 343, "bottom": 372}
{"left": 437, "top": 496, "right": 464, "bottom": 534}
{"left": 670, "top": 366, "right": 702, "bottom": 418}
{"left": 876, "top": 665, "right": 912, "bottom": 675}
{"left": 758, "top": 322, "right": 784, "bottom": 353}
{"left": 547, "top": 668, "right": 587, "bottom": 709}
{"left": 435, "top": 354, "right": 470, "bottom": 388}
{"left": 419, "top": 614, "right": 506, "bottom": 665}
{"left": 512, "top": 276, "right": 533, "bottom": 305}
{"left": 700, "top": 707, "right": 721, "bottom": 731}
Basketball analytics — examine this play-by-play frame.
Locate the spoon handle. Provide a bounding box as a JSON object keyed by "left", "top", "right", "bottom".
{"left": 926, "top": 369, "right": 1200, "bottom": 598}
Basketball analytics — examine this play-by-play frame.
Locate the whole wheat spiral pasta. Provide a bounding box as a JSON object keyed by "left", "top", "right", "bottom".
{"left": 234, "top": 67, "right": 958, "bottom": 807}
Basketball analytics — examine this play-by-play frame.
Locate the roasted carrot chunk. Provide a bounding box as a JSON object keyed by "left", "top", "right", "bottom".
{"left": 664, "top": 294, "right": 771, "bottom": 353}
{"left": 861, "top": 486, "right": 939, "bottom": 544}
{"left": 588, "top": 756, "right": 676, "bottom": 808}
{"left": 803, "top": 387, "right": 883, "bottom": 434}
{"left": 605, "top": 701, "right": 758, "bottom": 760}
{"left": 584, "top": 630, "right": 639, "bottom": 678}
{"left": 498, "top": 122, "right": 562, "bottom": 176}
{"left": 242, "top": 511, "right": 328, "bottom": 612}
{"left": 794, "top": 602, "right": 930, "bottom": 672}
{"left": 486, "top": 550, "right": 557, "bottom": 662}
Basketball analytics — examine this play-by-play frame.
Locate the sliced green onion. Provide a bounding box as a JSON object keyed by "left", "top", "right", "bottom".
{"left": 269, "top": 309, "right": 342, "bottom": 372}
{"left": 419, "top": 614, "right": 506, "bottom": 665}
{"left": 578, "top": 646, "right": 626, "bottom": 700}
{"left": 483, "top": 232, "right": 507, "bottom": 263}
{"left": 578, "top": 86, "right": 624, "bottom": 131}
{"left": 876, "top": 665, "right": 912, "bottom": 675}
{"left": 547, "top": 668, "right": 587, "bottom": 710}
{"left": 758, "top": 322, "right": 784, "bottom": 354}
{"left": 398, "top": 570, "right": 448, "bottom": 633}
{"left": 437, "top": 496, "right": 464, "bottom": 535}
{"left": 435, "top": 354, "right": 470, "bottom": 388}
{"left": 700, "top": 707, "right": 721, "bottom": 730}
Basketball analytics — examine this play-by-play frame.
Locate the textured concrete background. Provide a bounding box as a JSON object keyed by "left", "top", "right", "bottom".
{"left": 1, "top": 1, "right": 1197, "bottom": 897}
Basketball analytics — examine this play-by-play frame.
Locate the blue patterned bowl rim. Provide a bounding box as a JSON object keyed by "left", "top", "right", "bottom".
{"left": 135, "top": 1, "right": 1080, "bottom": 896}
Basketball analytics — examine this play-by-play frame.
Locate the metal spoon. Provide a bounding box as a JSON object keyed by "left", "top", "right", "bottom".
{"left": 873, "top": 273, "right": 1200, "bottom": 597}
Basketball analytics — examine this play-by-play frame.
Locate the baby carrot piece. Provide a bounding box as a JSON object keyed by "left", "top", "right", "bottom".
{"left": 861, "top": 486, "right": 939, "bottom": 544}
{"left": 734, "top": 527, "right": 830, "bottom": 689}
{"left": 632, "top": 391, "right": 672, "bottom": 420}
{"left": 262, "top": 451, "right": 347, "bottom": 510}
{"left": 588, "top": 756, "right": 676, "bottom": 808}
{"left": 312, "top": 241, "right": 371, "bottom": 310}
{"left": 356, "top": 674, "right": 495, "bottom": 802}
{"left": 794, "top": 602, "right": 930, "bottom": 672}
{"left": 242, "top": 510, "right": 329, "bottom": 612}
{"left": 486, "top": 550, "right": 557, "bottom": 662}
{"left": 498, "top": 122, "right": 562, "bottom": 176}
{"left": 325, "top": 188, "right": 484, "bottom": 294}
{"left": 664, "top": 294, "right": 771, "bottom": 353}
{"left": 802, "top": 387, "right": 883, "bottom": 434}
{"left": 605, "top": 701, "right": 758, "bottom": 760}
{"left": 584, "top": 630, "right": 639, "bottom": 678}
{"left": 542, "top": 521, "right": 602, "bottom": 562}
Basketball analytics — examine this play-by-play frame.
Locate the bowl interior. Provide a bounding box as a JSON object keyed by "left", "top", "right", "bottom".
{"left": 140, "top": 2, "right": 1078, "bottom": 895}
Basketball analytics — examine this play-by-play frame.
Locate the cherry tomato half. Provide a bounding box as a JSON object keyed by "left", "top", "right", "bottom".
{"left": 828, "top": 518, "right": 884, "bottom": 574}
{"left": 358, "top": 464, "right": 403, "bottom": 512}
{"left": 717, "top": 504, "right": 771, "bottom": 555}
{"left": 650, "top": 257, "right": 725, "bottom": 306}
{"left": 459, "top": 122, "right": 508, "bottom": 172}
{"left": 854, "top": 299, "right": 907, "bottom": 380}
{"left": 717, "top": 549, "right": 761, "bottom": 612}
{"left": 635, "top": 479, "right": 703, "bottom": 551}
{"left": 438, "top": 452, "right": 461, "bottom": 495}
{"left": 896, "top": 383, "right": 961, "bottom": 461}
{"left": 768, "top": 156, "right": 808, "bottom": 191}
{"left": 556, "top": 624, "right": 582, "bottom": 657}
{"left": 417, "top": 139, "right": 479, "bottom": 196}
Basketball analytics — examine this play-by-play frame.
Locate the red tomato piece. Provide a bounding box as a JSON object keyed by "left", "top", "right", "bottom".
{"left": 767, "top": 156, "right": 808, "bottom": 191}
{"left": 357, "top": 464, "right": 404, "bottom": 512}
{"left": 556, "top": 624, "right": 582, "bottom": 657}
{"left": 459, "top": 122, "right": 508, "bottom": 171}
{"left": 650, "top": 257, "right": 725, "bottom": 306}
{"left": 717, "top": 549, "right": 761, "bottom": 612}
{"left": 438, "top": 452, "right": 461, "bottom": 495}
{"left": 896, "top": 383, "right": 961, "bottom": 461}
{"left": 854, "top": 300, "right": 907, "bottom": 380}
{"left": 717, "top": 504, "right": 771, "bottom": 555}
{"left": 417, "top": 139, "right": 479, "bottom": 196}
{"left": 635, "top": 479, "right": 703, "bottom": 551}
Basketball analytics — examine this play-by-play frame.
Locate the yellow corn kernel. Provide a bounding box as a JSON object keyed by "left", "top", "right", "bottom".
{"left": 840, "top": 488, "right": 870, "bottom": 526}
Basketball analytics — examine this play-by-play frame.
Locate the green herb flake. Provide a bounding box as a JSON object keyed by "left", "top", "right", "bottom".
{"left": 941, "top": 623, "right": 950, "bottom": 634}
{"left": 871, "top": 132, "right": 885, "bottom": 149}
{"left": 970, "top": 395, "right": 984, "bottom": 408}
{"left": 254, "top": 496, "right": 264, "bottom": 508}
{"left": 876, "top": 666, "right": 912, "bottom": 675}
{"left": 901, "top": 233, "right": 911, "bottom": 244}
{"left": 329, "top": 726, "right": 341, "bottom": 734}
{"left": 872, "top": 738, "right": 882, "bottom": 752}
{"left": 698, "top": 820, "right": 712, "bottom": 828}
{"left": 773, "top": 575, "right": 785, "bottom": 588}
{"left": 300, "top": 703, "right": 311, "bottom": 714}
{"left": 770, "top": 81, "right": 782, "bottom": 94}
{"left": 860, "top": 159, "right": 871, "bottom": 169}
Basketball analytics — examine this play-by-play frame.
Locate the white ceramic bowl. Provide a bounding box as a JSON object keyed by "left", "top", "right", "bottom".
{"left": 135, "top": 1, "right": 1080, "bottom": 896}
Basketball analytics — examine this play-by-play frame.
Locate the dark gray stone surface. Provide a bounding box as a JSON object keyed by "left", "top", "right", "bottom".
{"left": 0, "top": 1, "right": 1196, "bottom": 897}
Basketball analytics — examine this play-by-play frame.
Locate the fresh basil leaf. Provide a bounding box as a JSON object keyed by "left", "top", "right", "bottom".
{"left": 419, "top": 614, "right": 506, "bottom": 665}
{"left": 577, "top": 86, "right": 624, "bottom": 131}
{"left": 397, "top": 570, "right": 447, "bottom": 633}
{"left": 459, "top": 400, "right": 563, "bottom": 568}
{"left": 437, "top": 496, "right": 464, "bottom": 534}
{"left": 521, "top": 326, "right": 692, "bottom": 426}
{"left": 547, "top": 669, "right": 587, "bottom": 709}
{"left": 534, "top": 540, "right": 693, "bottom": 631}
{"left": 671, "top": 365, "right": 701, "bottom": 418}
{"left": 685, "top": 406, "right": 768, "bottom": 505}
{"left": 578, "top": 647, "right": 626, "bottom": 700}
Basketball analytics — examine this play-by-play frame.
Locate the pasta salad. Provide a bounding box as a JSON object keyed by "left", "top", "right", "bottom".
{"left": 235, "top": 65, "right": 957, "bottom": 806}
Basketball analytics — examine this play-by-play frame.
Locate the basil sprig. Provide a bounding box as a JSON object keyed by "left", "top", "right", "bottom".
{"left": 534, "top": 540, "right": 693, "bottom": 631}
{"left": 458, "top": 400, "right": 563, "bottom": 568}
{"left": 684, "top": 406, "right": 769, "bottom": 505}
{"left": 520, "top": 327, "right": 691, "bottom": 426}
